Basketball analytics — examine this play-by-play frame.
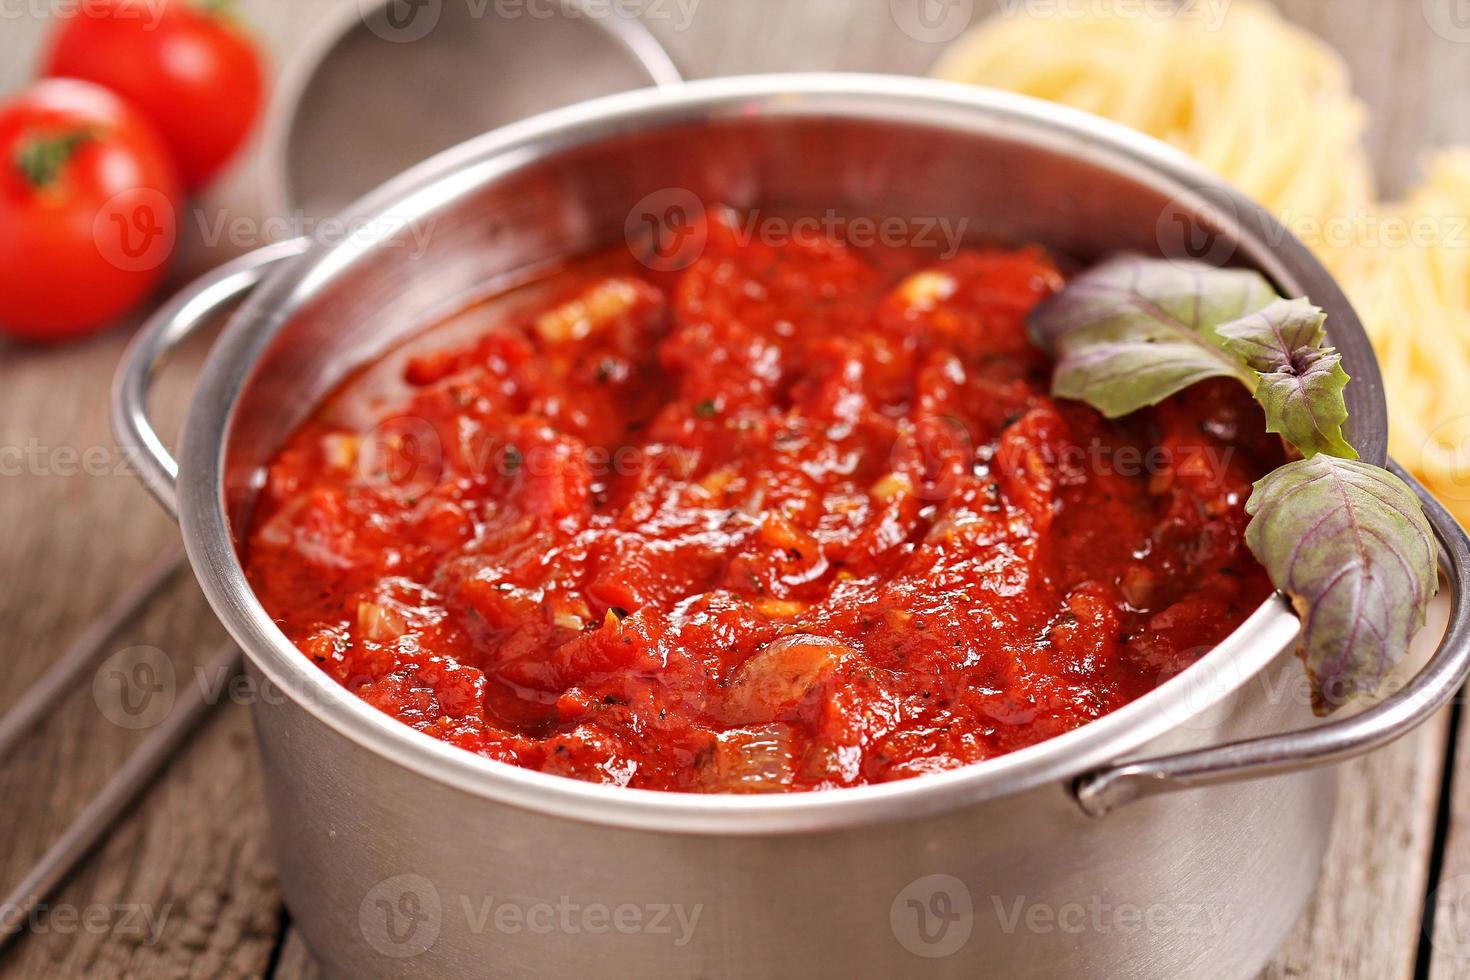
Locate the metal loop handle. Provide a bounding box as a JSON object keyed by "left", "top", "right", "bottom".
{"left": 111, "top": 239, "right": 309, "bottom": 519}
{"left": 1075, "top": 459, "right": 1470, "bottom": 816}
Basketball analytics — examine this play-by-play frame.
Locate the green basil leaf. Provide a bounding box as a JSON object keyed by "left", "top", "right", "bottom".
{"left": 1028, "top": 254, "right": 1272, "bottom": 417}
{"left": 1217, "top": 298, "right": 1358, "bottom": 460}
{"left": 1245, "top": 455, "right": 1438, "bottom": 713}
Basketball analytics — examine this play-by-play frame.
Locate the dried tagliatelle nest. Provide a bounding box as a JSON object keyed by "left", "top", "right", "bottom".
{"left": 936, "top": 0, "right": 1470, "bottom": 522}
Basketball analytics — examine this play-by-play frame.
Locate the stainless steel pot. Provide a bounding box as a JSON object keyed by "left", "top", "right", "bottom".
{"left": 113, "top": 75, "right": 1470, "bottom": 979}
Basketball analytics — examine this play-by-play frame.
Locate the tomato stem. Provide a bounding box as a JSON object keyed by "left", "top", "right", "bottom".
{"left": 13, "top": 129, "right": 93, "bottom": 189}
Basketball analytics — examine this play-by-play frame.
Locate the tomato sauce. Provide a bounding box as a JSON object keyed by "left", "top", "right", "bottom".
{"left": 243, "top": 210, "right": 1281, "bottom": 793}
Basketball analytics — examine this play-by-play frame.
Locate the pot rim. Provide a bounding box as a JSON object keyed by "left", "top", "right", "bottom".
{"left": 179, "top": 73, "right": 1377, "bottom": 835}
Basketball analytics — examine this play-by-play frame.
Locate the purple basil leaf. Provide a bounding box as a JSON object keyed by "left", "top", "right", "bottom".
{"left": 1218, "top": 298, "right": 1357, "bottom": 460}
{"left": 1028, "top": 254, "right": 1272, "bottom": 417}
{"left": 1245, "top": 455, "right": 1438, "bottom": 713}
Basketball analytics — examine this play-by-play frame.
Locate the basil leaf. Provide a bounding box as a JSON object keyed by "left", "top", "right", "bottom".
{"left": 1218, "top": 298, "right": 1358, "bottom": 460}
{"left": 1028, "top": 254, "right": 1273, "bottom": 417}
{"left": 1031, "top": 254, "right": 1441, "bottom": 713}
{"left": 1245, "top": 455, "right": 1438, "bottom": 713}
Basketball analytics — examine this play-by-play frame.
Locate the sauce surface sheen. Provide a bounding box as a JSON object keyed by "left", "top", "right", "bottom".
{"left": 244, "top": 211, "right": 1280, "bottom": 793}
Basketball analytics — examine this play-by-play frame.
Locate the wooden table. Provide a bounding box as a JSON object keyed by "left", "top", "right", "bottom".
{"left": 2, "top": 1, "right": 1468, "bottom": 976}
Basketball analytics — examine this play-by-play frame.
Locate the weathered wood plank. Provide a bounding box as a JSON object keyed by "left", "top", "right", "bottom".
{"left": 1262, "top": 584, "right": 1456, "bottom": 980}
{"left": 0, "top": 5, "right": 318, "bottom": 975}
{"left": 1427, "top": 703, "right": 1470, "bottom": 980}
{"left": 1264, "top": 712, "right": 1451, "bottom": 980}
{"left": 0, "top": 321, "right": 285, "bottom": 978}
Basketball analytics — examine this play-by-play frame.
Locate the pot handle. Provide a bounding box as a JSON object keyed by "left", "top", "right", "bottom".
{"left": 1074, "top": 460, "right": 1470, "bottom": 817}
{"left": 112, "top": 239, "right": 310, "bottom": 520}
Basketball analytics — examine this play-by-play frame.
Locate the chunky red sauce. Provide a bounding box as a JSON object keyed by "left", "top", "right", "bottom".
{"left": 244, "top": 210, "right": 1281, "bottom": 792}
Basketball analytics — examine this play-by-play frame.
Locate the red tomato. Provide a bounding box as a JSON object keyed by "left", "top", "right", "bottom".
{"left": 45, "top": 0, "right": 265, "bottom": 191}
{"left": 0, "top": 79, "right": 181, "bottom": 342}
